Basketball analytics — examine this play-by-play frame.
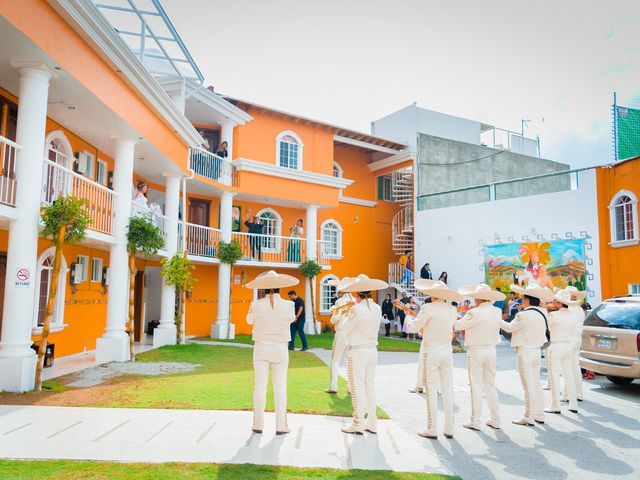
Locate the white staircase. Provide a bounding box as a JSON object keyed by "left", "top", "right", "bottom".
{"left": 388, "top": 262, "right": 426, "bottom": 304}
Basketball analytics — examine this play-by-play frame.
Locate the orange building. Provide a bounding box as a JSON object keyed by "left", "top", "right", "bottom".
{"left": 597, "top": 156, "right": 640, "bottom": 299}
{"left": 0, "top": 0, "right": 414, "bottom": 392}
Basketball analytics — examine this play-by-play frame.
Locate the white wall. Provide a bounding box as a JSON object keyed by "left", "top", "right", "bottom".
{"left": 372, "top": 103, "right": 482, "bottom": 147}
{"left": 414, "top": 169, "right": 602, "bottom": 305}
{"left": 144, "top": 267, "right": 163, "bottom": 330}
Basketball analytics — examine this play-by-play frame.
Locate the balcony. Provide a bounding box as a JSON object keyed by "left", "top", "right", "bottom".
{"left": 180, "top": 224, "right": 331, "bottom": 268}
{"left": 0, "top": 135, "right": 19, "bottom": 208}
{"left": 41, "top": 159, "right": 116, "bottom": 235}
{"left": 189, "top": 147, "right": 236, "bottom": 186}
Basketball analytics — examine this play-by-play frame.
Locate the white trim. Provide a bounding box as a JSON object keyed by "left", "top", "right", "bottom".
{"left": 320, "top": 219, "right": 343, "bottom": 259}
{"left": 276, "top": 131, "right": 304, "bottom": 170}
{"left": 367, "top": 150, "right": 417, "bottom": 172}
{"left": 334, "top": 134, "right": 402, "bottom": 155}
{"left": 608, "top": 189, "right": 638, "bottom": 245}
{"left": 77, "top": 254, "right": 90, "bottom": 282}
{"left": 96, "top": 159, "right": 108, "bottom": 186}
{"left": 256, "top": 207, "right": 283, "bottom": 252}
{"left": 91, "top": 257, "right": 104, "bottom": 283}
{"left": 48, "top": 0, "right": 205, "bottom": 148}
{"left": 234, "top": 158, "right": 353, "bottom": 189}
{"left": 319, "top": 274, "right": 340, "bottom": 314}
{"left": 339, "top": 194, "right": 377, "bottom": 207}
{"left": 629, "top": 283, "right": 640, "bottom": 295}
{"left": 332, "top": 161, "right": 343, "bottom": 178}
{"left": 32, "top": 246, "right": 68, "bottom": 331}
{"left": 44, "top": 130, "right": 74, "bottom": 169}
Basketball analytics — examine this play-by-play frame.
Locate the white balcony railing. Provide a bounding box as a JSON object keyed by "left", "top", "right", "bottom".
{"left": 42, "top": 159, "right": 116, "bottom": 235}
{"left": 231, "top": 231, "right": 307, "bottom": 264}
{"left": 184, "top": 222, "right": 221, "bottom": 258}
{"left": 131, "top": 201, "right": 169, "bottom": 242}
{"left": 189, "top": 147, "right": 236, "bottom": 186}
{"left": 316, "top": 240, "right": 331, "bottom": 267}
{"left": 0, "top": 135, "right": 20, "bottom": 207}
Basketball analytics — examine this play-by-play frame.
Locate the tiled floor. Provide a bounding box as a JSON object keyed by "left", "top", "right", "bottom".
{"left": 0, "top": 405, "right": 451, "bottom": 475}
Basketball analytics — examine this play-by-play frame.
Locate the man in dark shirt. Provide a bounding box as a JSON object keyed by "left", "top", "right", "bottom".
{"left": 288, "top": 290, "right": 309, "bottom": 351}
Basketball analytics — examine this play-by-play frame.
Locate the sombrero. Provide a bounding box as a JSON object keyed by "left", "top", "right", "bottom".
{"left": 511, "top": 283, "right": 555, "bottom": 303}
{"left": 339, "top": 274, "right": 388, "bottom": 293}
{"left": 559, "top": 285, "right": 586, "bottom": 301}
{"left": 245, "top": 270, "right": 299, "bottom": 290}
{"left": 328, "top": 276, "right": 355, "bottom": 291}
{"left": 458, "top": 283, "right": 506, "bottom": 302}
{"left": 415, "top": 279, "right": 462, "bottom": 301}
{"left": 554, "top": 288, "right": 581, "bottom": 307}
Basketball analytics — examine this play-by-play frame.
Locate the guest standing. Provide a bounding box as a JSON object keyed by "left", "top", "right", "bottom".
{"left": 287, "top": 219, "right": 304, "bottom": 262}
{"left": 381, "top": 294, "right": 395, "bottom": 337}
{"left": 287, "top": 290, "right": 309, "bottom": 351}
{"left": 420, "top": 263, "right": 433, "bottom": 280}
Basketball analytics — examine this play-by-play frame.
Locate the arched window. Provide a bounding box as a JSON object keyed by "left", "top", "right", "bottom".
{"left": 276, "top": 131, "right": 303, "bottom": 170}
{"left": 320, "top": 275, "right": 340, "bottom": 313}
{"left": 33, "top": 247, "right": 67, "bottom": 331}
{"left": 43, "top": 131, "right": 74, "bottom": 204}
{"left": 257, "top": 208, "right": 282, "bottom": 251}
{"left": 44, "top": 130, "right": 73, "bottom": 167}
{"left": 321, "top": 220, "right": 343, "bottom": 258}
{"left": 609, "top": 190, "right": 639, "bottom": 246}
{"left": 333, "top": 161, "right": 343, "bottom": 178}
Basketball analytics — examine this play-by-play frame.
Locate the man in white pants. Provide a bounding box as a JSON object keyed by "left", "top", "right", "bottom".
{"left": 245, "top": 270, "right": 298, "bottom": 435}
{"left": 502, "top": 284, "right": 554, "bottom": 426}
{"left": 406, "top": 280, "right": 462, "bottom": 439}
{"left": 339, "top": 274, "right": 388, "bottom": 435}
{"left": 326, "top": 277, "right": 355, "bottom": 394}
{"left": 562, "top": 286, "right": 586, "bottom": 403}
{"left": 546, "top": 289, "right": 581, "bottom": 414}
{"left": 454, "top": 283, "right": 505, "bottom": 431}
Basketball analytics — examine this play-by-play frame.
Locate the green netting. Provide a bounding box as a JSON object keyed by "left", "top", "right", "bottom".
{"left": 616, "top": 105, "right": 640, "bottom": 160}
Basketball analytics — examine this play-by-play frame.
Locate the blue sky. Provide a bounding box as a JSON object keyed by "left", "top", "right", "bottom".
{"left": 165, "top": 0, "right": 639, "bottom": 169}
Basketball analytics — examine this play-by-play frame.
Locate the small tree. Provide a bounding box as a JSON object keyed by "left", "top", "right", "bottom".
{"left": 299, "top": 259, "right": 322, "bottom": 335}
{"left": 126, "top": 215, "right": 164, "bottom": 360}
{"left": 216, "top": 240, "right": 243, "bottom": 339}
{"left": 160, "top": 252, "right": 196, "bottom": 344}
{"left": 36, "top": 197, "right": 91, "bottom": 390}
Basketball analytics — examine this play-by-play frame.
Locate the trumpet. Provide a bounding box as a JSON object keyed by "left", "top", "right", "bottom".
{"left": 330, "top": 301, "right": 355, "bottom": 315}
{"left": 393, "top": 299, "right": 418, "bottom": 317}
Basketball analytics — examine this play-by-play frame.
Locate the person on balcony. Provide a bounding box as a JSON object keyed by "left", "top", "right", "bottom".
{"left": 131, "top": 180, "right": 148, "bottom": 216}
{"left": 244, "top": 213, "right": 264, "bottom": 261}
{"left": 287, "top": 219, "right": 304, "bottom": 262}
{"left": 438, "top": 271, "right": 448, "bottom": 284}
{"left": 213, "top": 141, "right": 229, "bottom": 181}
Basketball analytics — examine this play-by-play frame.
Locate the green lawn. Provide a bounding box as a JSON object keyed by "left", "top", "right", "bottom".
{"left": 202, "top": 333, "right": 432, "bottom": 353}
{"left": 2, "top": 344, "right": 383, "bottom": 418}
{"left": 0, "top": 460, "right": 457, "bottom": 480}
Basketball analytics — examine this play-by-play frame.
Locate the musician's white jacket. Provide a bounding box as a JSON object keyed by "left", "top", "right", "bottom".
{"left": 454, "top": 301, "right": 502, "bottom": 428}
{"left": 407, "top": 299, "right": 457, "bottom": 436}
{"left": 500, "top": 307, "right": 547, "bottom": 348}
{"left": 547, "top": 307, "right": 581, "bottom": 411}
{"left": 246, "top": 294, "right": 295, "bottom": 432}
{"left": 330, "top": 294, "right": 354, "bottom": 331}
{"left": 566, "top": 305, "right": 585, "bottom": 400}
{"left": 328, "top": 293, "right": 354, "bottom": 392}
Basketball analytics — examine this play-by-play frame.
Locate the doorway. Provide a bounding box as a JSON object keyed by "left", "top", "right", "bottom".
{"left": 188, "top": 198, "right": 211, "bottom": 227}
{"left": 0, "top": 253, "right": 6, "bottom": 334}
{"left": 188, "top": 198, "right": 212, "bottom": 255}
{"left": 133, "top": 271, "right": 144, "bottom": 342}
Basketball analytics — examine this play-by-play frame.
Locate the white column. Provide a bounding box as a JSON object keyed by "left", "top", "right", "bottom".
{"left": 211, "top": 190, "right": 235, "bottom": 339}
{"left": 221, "top": 118, "right": 234, "bottom": 159}
{"left": 304, "top": 204, "right": 319, "bottom": 334}
{"left": 96, "top": 137, "right": 136, "bottom": 364}
{"left": 0, "top": 64, "right": 54, "bottom": 392}
{"left": 154, "top": 174, "right": 181, "bottom": 347}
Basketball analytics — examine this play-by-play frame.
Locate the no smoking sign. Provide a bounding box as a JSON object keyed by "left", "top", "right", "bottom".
{"left": 15, "top": 268, "right": 31, "bottom": 288}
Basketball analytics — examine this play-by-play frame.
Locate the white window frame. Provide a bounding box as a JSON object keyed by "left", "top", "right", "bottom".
{"left": 608, "top": 189, "right": 639, "bottom": 248}
{"left": 32, "top": 246, "right": 67, "bottom": 333}
{"left": 320, "top": 219, "right": 343, "bottom": 259}
{"left": 96, "top": 159, "right": 108, "bottom": 186}
{"left": 320, "top": 274, "right": 340, "bottom": 314}
{"left": 91, "top": 257, "right": 104, "bottom": 283}
{"left": 275, "top": 130, "right": 303, "bottom": 170}
{"left": 77, "top": 255, "right": 90, "bottom": 282}
{"left": 629, "top": 284, "right": 640, "bottom": 295}
{"left": 83, "top": 151, "right": 96, "bottom": 179}
{"left": 257, "top": 208, "right": 283, "bottom": 252}
{"left": 44, "top": 130, "right": 74, "bottom": 169}
{"left": 333, "top": 161, "right": 343, "bottom": 178}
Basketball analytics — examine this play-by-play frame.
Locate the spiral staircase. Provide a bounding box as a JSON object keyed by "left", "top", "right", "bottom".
{"left": 388, "top": 167, "right": 425, "bottom": 303}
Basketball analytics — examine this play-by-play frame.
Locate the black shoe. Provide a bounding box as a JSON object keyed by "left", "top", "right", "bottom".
{"left": 301, "top": 347, "right": 309, "bottom": 351}
{"left": 288, "top": 348, "right": 294, "bottom": 351}
{"left": 252, "top": 429, "right": 262, "bottom": 434}
{"left": 569, "top": 409, "right": 578, "bottom": 414}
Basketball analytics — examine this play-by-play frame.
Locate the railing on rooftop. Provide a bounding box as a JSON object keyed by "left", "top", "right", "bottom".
{"left": 189, "top": 148, "right": 236, "bottom": 186}
{"left": 417, "top": 168, "right": 586, "bottom": 211}
{"left": 42, "top": 158, "right": 117, "bottom": 235}
{"left": 0, "top": 135, "right": 20, "bottom": 207}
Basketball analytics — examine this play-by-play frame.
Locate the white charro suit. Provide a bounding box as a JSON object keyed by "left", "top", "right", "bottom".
{"left": 547, "top": 308, "right": 580, "bottom": 411}
{"left": 454, "top": 302, "right": 502, "bottom": 429}
{"left": 329, "top": 294, "right": 354, "bottom": 392}
{"left": 247, "top": 295, "right": 296, "bottom": 432}
{"left": 407, "top": 300, "right": 456, "bottom": 436}
{"left": 342, "top": 299, "right": 381, "bottom": 433}
{"left": 564, "top": 306, "right": 585, "bottom": 401}
{"left": 501, "top": 307, "right": 548, "bottom": 424}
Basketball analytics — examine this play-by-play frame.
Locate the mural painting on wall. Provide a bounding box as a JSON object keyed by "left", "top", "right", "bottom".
{"left": 484, "top": 239, "right": 586, "bottom": 293}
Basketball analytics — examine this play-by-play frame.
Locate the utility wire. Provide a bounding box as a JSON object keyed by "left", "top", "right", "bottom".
{"left": 418, "top": 150, "right": 506, "bottom": 166}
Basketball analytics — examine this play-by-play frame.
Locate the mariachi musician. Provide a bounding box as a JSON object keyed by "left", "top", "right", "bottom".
{"left": 326, "top": 277, "right": 356, "bottom": 395}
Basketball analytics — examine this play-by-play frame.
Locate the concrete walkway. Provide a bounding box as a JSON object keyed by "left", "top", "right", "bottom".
{"left": 0, "top": 405, "right": 451, "bottom": 476}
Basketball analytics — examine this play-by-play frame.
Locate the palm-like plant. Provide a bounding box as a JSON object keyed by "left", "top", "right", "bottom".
{"left": 299, "top": 259, "right": 322, "bottom": 334}
{"left": 36, "top": 196, "right": 91, "bottom": 390}
{"left": 160, "top": 252, "right": 196, "bottom": 344}
{"left": 126, "top": 215, "right": 165, "bottom": 360}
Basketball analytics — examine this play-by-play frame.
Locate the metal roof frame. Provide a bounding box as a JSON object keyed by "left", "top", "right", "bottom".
{"left": 94, "top": 0, "right": 204, "bottom": 83}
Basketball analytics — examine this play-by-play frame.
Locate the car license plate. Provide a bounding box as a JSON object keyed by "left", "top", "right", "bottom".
{"left": 597, "top": 339, "right": 613, "bottom": 350}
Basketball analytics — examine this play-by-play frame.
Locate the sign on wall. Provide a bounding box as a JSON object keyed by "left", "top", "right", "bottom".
{"left": 484, "top": 239, "right": 586, "bottom": 293}
{"left": 15, "top": 268, "right": 31, "bottom": 288}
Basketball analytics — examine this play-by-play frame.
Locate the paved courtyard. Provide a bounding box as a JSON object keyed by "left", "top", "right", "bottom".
{"left": 315, "top": 341, "right": 640, "bottom": 480}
